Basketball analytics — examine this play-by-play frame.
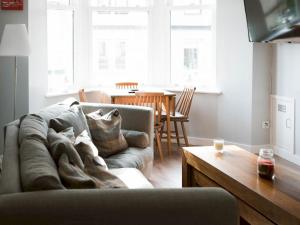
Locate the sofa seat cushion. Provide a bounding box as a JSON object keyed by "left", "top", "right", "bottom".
{"left": 104, "top": 147, "right": 152, "bottom": 172}
{"left": 109, "top": 168, "right": 153, "bottom": 189}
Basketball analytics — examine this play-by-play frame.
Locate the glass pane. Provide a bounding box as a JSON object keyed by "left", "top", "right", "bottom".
{"left": 47, "top": 10, "right": 74, "bottom": 93}
{"left": 91, "top": 11, "right": 148, "bottom": 85}
{"left": 171, "top": 9, "right": 214, "bottom": 86}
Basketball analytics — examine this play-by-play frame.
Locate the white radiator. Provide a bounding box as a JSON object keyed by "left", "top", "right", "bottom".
{"left": 270, "top": 95, "right": 296, "bottom": 162}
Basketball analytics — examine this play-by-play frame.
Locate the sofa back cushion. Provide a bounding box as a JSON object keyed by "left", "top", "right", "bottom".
{"left": 20, "top": 138, "right": 64, "bottom": 191}
{"left": 18, "top": 114, "right": 48, "bottom": 145}
{"left": 86, "top": 109, "right": 128, "bottom": 157}
{"left": 38, "top": 98, "right": 79, "bottom": 124}
{"left": 49, "top": 106, "right": 91, "bottom": 138}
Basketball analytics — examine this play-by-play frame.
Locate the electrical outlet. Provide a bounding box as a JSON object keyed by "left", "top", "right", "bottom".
{"left": 262, "top": 121, "right": 270, "bottom": 129}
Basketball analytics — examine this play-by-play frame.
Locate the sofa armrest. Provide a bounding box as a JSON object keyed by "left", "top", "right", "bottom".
{"left": 0, "top": 122, "right": 22, "bottom": 194}
{"left": 81, "top": 103, "right": 154, "bottom": 147}
{"left": 0, "top": 188, "right": 238, "bottom": 225}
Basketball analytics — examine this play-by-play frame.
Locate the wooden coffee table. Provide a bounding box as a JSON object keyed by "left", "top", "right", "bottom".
{"left": 182, "top": 145, "right": 300, "bottom": 225}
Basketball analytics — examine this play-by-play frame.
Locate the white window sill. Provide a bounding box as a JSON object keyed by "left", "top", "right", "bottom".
{"left": 164, "top": 87, "right": 222, "bottom": 95}
{"left": 46, "top": 86, "right": 222, "bottom": 98}
{"left": 46, "top": 90, "right": 79, "bottom": 98}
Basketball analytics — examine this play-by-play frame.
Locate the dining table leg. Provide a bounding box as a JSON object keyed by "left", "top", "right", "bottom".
{"left": 165, "top": 96, "right": 172, "bottom": 154}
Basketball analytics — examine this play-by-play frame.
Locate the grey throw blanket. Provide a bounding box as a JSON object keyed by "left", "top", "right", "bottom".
{"left": 48, "top": 128, "right": 127, "bottom": 189}
{"left": 58, "top": 154, "right": 127, "bottom": 189}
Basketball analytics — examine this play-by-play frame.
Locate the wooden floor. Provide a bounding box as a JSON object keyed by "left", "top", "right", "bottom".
{"left": 149, "top": 143, "right": 183, "bottom": 188}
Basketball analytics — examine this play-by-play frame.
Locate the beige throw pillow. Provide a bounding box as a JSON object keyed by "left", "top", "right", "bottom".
{"left": 86, "top": 109, "right": 128, "bottom": 157}
{"left": 122, "top": 130, "right": 150, "bottom": 149}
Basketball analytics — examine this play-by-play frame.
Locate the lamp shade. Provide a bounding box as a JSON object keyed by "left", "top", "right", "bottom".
{"left": 0, "top": 24, "right": 30, "bottom": 56}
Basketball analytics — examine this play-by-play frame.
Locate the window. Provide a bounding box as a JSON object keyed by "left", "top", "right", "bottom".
{"left": 46, "top": 0, "right": 216, "bottom": 94}
{"left": 91, "top": 9, "right": 149, "bottom": 85}
{"left": 47, "top": 0, "right": 75, "bottom": 93}
{"left": 170, "top": 0, "right": 216, "bottom": 87}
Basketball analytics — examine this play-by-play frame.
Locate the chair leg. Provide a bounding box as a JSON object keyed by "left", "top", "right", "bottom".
{"left": 160, "top": 121, "right": 165, "bottom": 138}
{"left": 173, "top": 121, "right": 180, "bottom": 147}
{"left": 155, "top": 129, "right": 164, "bottom": 161}
{"left": 181, "top": 121, "right": 189, "bottom": 146}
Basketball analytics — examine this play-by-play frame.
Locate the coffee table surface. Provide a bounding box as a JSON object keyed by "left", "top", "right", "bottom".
{"left": 183, "top": 145, "right": 300, "bottom": 225}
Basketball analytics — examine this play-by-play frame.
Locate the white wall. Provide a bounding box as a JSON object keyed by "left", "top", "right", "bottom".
{"left": 185, "top": 94, "right": 218, "bottom": 140}
{"left": 0, "top": 1, "right": 29, "bottom": 154}
{"left": 28, "top": 0, "right": 48, "bottom": 113}
{"left": 216, "top": 0, "right": 253, "bottom": 145}
{"left": 272, "top": 43, "right": 300, "bottom": 161}
{"left": 251, "top": 43, "right": 272, "bottom": 145}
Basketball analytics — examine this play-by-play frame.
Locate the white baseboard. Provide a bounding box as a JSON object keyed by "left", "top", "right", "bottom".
{"left": 273, "top": 146, "right": 300, "bottom": 166}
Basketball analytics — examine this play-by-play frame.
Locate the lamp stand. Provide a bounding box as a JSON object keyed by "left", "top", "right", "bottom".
{"left": 13, "top": 56, "right": 17, "bottom": 120}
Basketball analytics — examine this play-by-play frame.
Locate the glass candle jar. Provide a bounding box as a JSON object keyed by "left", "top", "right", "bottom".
{"left": 257, "top": 149, "right": 275, "bottom": 180}
{"left": 214, "top": 139, "right": 224, "bottom": 151}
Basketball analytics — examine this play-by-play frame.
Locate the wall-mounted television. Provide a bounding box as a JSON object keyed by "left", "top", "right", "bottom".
{"left": 244, "top": 0, "right": 300, "bottom": 42}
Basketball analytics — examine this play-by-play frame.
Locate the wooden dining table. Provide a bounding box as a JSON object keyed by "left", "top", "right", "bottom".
{"left": 97, "top": 88, "right": 176, "bottom": 154}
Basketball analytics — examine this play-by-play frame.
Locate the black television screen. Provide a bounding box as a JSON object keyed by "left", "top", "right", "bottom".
{"left": 244, "top": 0, "right": 300, "bottom": 42}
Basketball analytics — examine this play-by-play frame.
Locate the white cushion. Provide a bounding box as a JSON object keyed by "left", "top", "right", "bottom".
{"left": 109, "top": 168, "right": 153, "bottom": 189}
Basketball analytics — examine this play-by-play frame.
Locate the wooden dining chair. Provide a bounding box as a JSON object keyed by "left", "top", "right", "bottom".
{"left": 161, "top": 87, "right": 196, "bottom": 147}
{"left": 134, "top": 92, "right": 165, "bottom": 161}
{"left": 78, "top": 89, "right": 88, "bottom": 102}
{"left": 78, "top": 89, "right": 110, "bottom": 103}
{"left": 115, "top": 82, "right": 138, "bottom": 90}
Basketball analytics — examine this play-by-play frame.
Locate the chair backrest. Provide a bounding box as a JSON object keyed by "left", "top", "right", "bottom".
{"left": 115, "top": 82, "right": 138, "bottom": 89}
{"left": 78, "top": 89, "right": 87, "bottom": 102}
{"left": 114, "top": 96, "right": 136, "bottom": 105}
{"left": 176, "top": 87, "right": 196, "bottom": 118}
{"left": 135, "top": 92, "right": 164, "bottom": 126}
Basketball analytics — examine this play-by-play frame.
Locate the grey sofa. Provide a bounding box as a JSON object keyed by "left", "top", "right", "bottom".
{"left": 0, "top": 99, "right": 238, "bottom": 225}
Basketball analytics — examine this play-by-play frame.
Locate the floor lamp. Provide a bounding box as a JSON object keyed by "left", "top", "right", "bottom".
{"left": 0, "top": 24, "right": 30, "bottom": 120}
